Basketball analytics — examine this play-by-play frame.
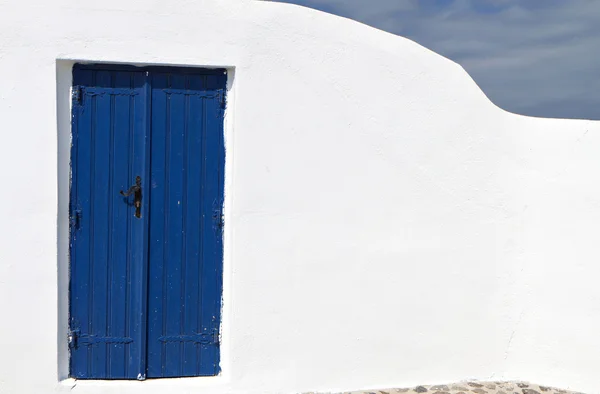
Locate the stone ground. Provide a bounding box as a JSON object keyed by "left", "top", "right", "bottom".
{"left": 310, "top": 382, "right": 582, "bottom": 394}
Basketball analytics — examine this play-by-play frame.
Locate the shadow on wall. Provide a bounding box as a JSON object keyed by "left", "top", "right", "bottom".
{"left": 56, "top": 59, "right": 73, "bottom": 381}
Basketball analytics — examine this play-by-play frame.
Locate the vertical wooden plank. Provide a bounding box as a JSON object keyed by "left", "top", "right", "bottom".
{"left": 163, "top": 73, "right": 186, "bottom": 376}
{"left": 147, "top": 72, "right": 169, "bottom": 378}
{"left": 107, "top": 71, "right": 132, "bottom": 377}
{"left": 129, "top": 70, "right": 151, "bottom": 380}
{"left": 213, "top": 73, "right": 226, "bottom": 376}
{"left": 89, "top": 69, "right": 112, "bottom": 379}
{"left": 69, "top": 68, "right": 93, "bottom": 379}
{"left": 198, "top": 73, "right": 226, "bottom": 376}
{"left": 181, "top": 74, "right": 205, "bottom": 376}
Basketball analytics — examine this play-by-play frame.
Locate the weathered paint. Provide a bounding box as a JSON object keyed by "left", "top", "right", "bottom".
{"left": 69, "top": 67, "right": 150, "bottom": 380}
{"left": 69, "top": 65, "right": 225, "bottom": 379}
{"left": 145, "top": 68, "right": 225, "bottom": 378}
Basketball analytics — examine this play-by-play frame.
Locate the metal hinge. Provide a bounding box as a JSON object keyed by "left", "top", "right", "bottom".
{"left": 70, "top": 209, "right": 82, "bottom": 230}
{"left": 68, "top": 330, "right": 134, "bottom": 349}
{"left": 72, "top": 86, "right": 82, "bottom": 104}
{"left": 68, "top": 329, "right": 80, "bottom": 349}
{"left": 157, "top": 328, "right": 220, "bottom": 345}
{"left": 218, "top": 89, "right": 225, "bottom": 107}
{"left": 212, "top": 206, "right": 224, "bottom": 231}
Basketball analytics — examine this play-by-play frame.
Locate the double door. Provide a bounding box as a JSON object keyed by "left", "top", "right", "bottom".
{"left": 69, "top": 64, "right": 225, "bottom": 379}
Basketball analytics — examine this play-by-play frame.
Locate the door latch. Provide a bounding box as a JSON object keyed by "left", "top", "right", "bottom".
{"left": 68, "top": 329, "right": 80, "bottom": 349}
{"left": 120, "top": 176, "right": 142, "bottom": 218}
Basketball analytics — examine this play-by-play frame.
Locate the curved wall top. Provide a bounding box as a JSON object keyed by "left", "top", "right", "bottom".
{"left": 0, "top": 0, "right": 599, "bottom": 393}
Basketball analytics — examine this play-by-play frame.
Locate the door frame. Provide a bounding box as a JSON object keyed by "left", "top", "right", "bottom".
{"left": 56, "top": 60, "right": 235, "bottom": 383}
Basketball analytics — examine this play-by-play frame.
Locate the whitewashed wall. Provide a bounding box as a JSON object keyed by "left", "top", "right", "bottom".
{"left": 0, "top": 0, "right": 599, "bottom": 393}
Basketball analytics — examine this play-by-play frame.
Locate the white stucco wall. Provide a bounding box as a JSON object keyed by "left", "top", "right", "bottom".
{"left": 0, "top": 0, "right": 599, "bottom": 393}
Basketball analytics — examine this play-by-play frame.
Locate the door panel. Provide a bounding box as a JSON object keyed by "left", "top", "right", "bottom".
{"left": 69, "top": 67, "right": 149, "bottom": 379}
{"left": 146, "top": 71, "right": 225, "bottom": 378}
{"left": 69, "top": 65, "right": 225, "bottom": 380}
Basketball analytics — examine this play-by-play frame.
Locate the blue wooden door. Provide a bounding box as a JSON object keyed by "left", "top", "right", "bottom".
{"left": 69, "top": 67, "right": 150, "bottom": 379}
{"left": 146, "top": 71, "right": 225, "bottom": 377}
{"left": 69, "top": 65, "right": 225, "bottom": 380}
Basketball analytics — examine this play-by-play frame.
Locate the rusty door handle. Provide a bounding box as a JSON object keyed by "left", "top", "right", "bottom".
{"left": 120, "top": 176, "right": 142, "bottom": 218}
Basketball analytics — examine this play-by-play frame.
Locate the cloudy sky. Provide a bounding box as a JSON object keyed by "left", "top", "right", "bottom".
{"left": 275, "top": 0, "right": 600, "bottom": 120}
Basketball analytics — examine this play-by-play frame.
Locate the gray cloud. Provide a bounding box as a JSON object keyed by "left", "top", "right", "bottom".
{"left": 274, "top": 0, "right": 600, "bottom": 120}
